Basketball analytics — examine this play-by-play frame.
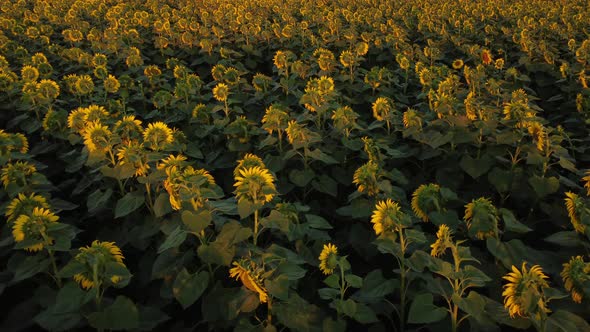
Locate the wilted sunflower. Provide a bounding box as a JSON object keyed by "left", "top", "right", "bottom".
{"left": 371, "top": 199, "right": 411, "bottom": 235}
{"left": 430, "top": 224, "right": 453, "bottom": 257}
{"left": 411, "top": 184, "right": 442, "bottom": 222}
{"left": 82, "top": 121, "right": 112, "bottom": 153}
{"left": 502, "top": 262, "right": 550, "bottom": 319}
{"left": 1, "top": 161, "right": 37, "bottom": 188}
{"left": 143, "top": 122, "right": 174, "bottom": 151}
{"left": 564, "top": 192, "right": 588, "bottom": 234}
{"left": 212, "top": 83, "right": 229, "bottom": 102}
{"left": 73, "top": 240, "right": 127, "bottom": 290}
{"left": 229, "top": 260, "right": 268, "bottom": 303}
{"left": 464, "top": 197, "right": 499, "bottom": 240}
{"left": 5, "top": 192, "right": 49, "bottom": 222}
{"left": 403, "top": 109, "right": 422, "bottom": 129}
{"left": 331, "top": 106, "right": 359, "bottom": 137}
{"left": 12, "top": 207, "right": 59, "bottom": 252}
{"left": 353, "top": 161, "right": 380, "bottom": 196}
{"left": 362, "top": 136, "right": 381, "bottom": 164}
{"left": 561, "top": 256, "right": 590, "bottom": 303}
{"left": 319, "top": 243, "right": 339, "bottom": 275}
{"left": 234, "top": 166, "right": 276, "bottom": 205}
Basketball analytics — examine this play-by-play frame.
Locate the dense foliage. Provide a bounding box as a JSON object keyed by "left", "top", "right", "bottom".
{"left": 1, "top": 0, "right": 590, "bottom": 331}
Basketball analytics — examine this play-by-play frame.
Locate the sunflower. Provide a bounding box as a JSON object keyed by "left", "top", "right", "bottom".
{"left": 74, "top": 74, "right": 94, "bottom": 95}
{"left": 5, "top": 192, "right": 49, "bottom": 222}
{"left": 116, "top": 143, "right": 149, "bottom": 177}
{"left": 361, "top": 136, "right": 381, "bottom": 164}
{"left": 261, "top": 104, "right": 289, "bottom": 135}
{"left": 331, "top": 106, "right": 359, "bottom": 137}
{"left": 495, "top": 58, "right": 505, "bottom": 70}
{"left": 371, "top": 199, "right": 410, "bottom": 235}
{"left": 73, "top": 240, "right": 127, "bottom": 290}
{"left": 234, "top": 166, "right": 276, "bottom": 205}
{"left": 353, "top": 161, "right": 380, "bottom": 197}
{"left": 319, "top": 243, "right": 339, "bottom": 275}
{"left": 234, "top": 153, "right": 266, "bottom": 178}
{"left": 84, "top": 105, "right": 109, "bottom": 123}
{"left": 67, "top": 107, "right": 89, "bottom": 133}
{"left": 526, "top": 122, "right": 546, "bottom": 152}
{"left": 1, "top": 161, "right": 37, "bottom": 188}
{"left": 561, "top": 256, "right": 590, "bottom": 303}
{"left": 82, "top": 120, "right": 112, "bottom": 153}
{"left": 103, "top": 74, "right": 120, "bottom": 93}
{"left": 223, "top": 67, "right": 240, "bottom": 85}
{"left": 411, "top": 184, "right": 442, "bottom": 222}
{"left": 464, "top": 197, "right": 499, "bottom": 240}
{"left": 452, "top": 59, "right": 464, "bottom": 69}
{"left": 157, "top": 154, "right": 188, "bottom": 174}
{"left": 403, "top": 109, "right": 422, "bottom": 129}
{"left": 430, "top": 224, "right": 453, "bottom": 257}
{"left": 502, "top": 262, "right": 550, "bottom": 319}
{"left": 164, "top": 166, "right": 216, "bottom": 210}
{"left": 564, "top": 192, "right": 587, "bottom": 234}
{"left": 21, "top": 65, "right": 39, "bottom": 82}
{"left": 211, "top": 64, "right": 226, "bottom": 81}
{"left": 143, "top": 122, "right": 174, "bottom": 151}
{"left": 252, "top": 73, "right": 273, "bottom": 92}
{"left": 316, "top": 76, "right": 335, "bottom": 96}
{"left": 582, "top": 170, "right": 590, "bottom": 197}
{"left": 113, "top": 115, "right": 142, "bottom": 143}
{"left": 339, "top": 50, "right": 355, "bottom": 68}
{"left": 36, "top": 79, "right": 60, "bottom": 103}
{"left": 229, "top": 260, "right": 268, "bottom": 303}
{"left": 212, "top": 83, "right": 229, "bottom": 102}
{"left": 12, "top": 207, "right": 59, "bottom": 252}
{"left": 372, "top": 97, "right": 394, "bottom": 122}
{"left": 481, "top": 49, "right": 493, "bottom": 65}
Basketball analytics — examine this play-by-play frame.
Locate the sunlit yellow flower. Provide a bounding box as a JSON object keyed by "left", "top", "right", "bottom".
{"left": 164, "top": 166, "right": 216, "bottom": 210}
{"left": 143, "top": 122, "right": 174, "bottom": 151}
{"left": 157, "top": 154, "right": 188, "bottom": 174}
{"left": 223, "top": 67, "right": 240, "bottom": 85}
{"left": 1, "top": 161, "right": 37, "bottom": 188}
{"left": 5, "top": 193, "right": 49, "bottom": 222}
{"left": 564, "top": 192, "right": 587, "bottom": 234}
{"left": 481, "top": 49, "right": 493, "bottom": 65}
{"left": 355, "top": 42, "right": 369, "bottom": 56}
{"left": 21, "top": 65, "right": 39, "bottom": 82}
{"left": 144, "top": 65, "right": 162, "bottom": 80}
{"left": 82, "top": 121, "right": 111, "bottom": 153}
{"left": 411, "top": 184, "right": 442, "bottom": 222}
{"left": 331, "top": 106, "right": 359, "bottom": 137}
{"left": 430, "top": 224, "right": 453, "bottom": 257}
{"left": 234, "top": 154, "right": 266, "bottom": 178}
{"left": 212, "top": 83, "right": 229, "bottom": 102}
{"left": 452, "top": 59, "right": 464, "bottom": 69}
{"left": 229, "top": 260, "right": 268, "bottom": 303}
{"left": 396, "top": 54, "right": 410, "bottom": 70}
{"left": 113, "top": 115, "right": 142, "bottom": 143}
{"left": 339, "top": 50, "right": 355, "bottom": 68}
{"left": 12, "top": 207, "right": 59, "bottom": 252}
{"left": 104, "top": 74, "right": 120, "bottom": 93}
{"left": 503, "top": 262, "right": 550, "bottom": 319}
{"left": 73, "top": 240, "right": 126, "bottom": 290}
{"left": 526, "top": 122, "right": 546, "bottom": 152}
{"left": 36, "top": 79, "right": 60, "bottom": 102}
{"left": 75, "top": 75, "right": 94, "bottom": 95}
{"left": 67, "top": 107, "right": 88, "bottom": 133}
{"left": 372, "top": 97, "right": 394, "bottom": 122}
{"left": 561, "top": 256, "right": 590, "bottom": 303}
{"left": 92, "top": 53, "right": 108, "bottom": 67}
{"left": 234, "top": 166, "right": 276, "bottom": 205}
{"left": 464, "top": 197, "right": 499, "bottom": 240}
{"left": 116, "top": 143, "right": 149, "bottom": 177}
{"left": 371, "top": 199, "right": 410, "bottom": 235}
{"left": 84, "top": 105, "right": 109, "bottom": 123}
{"left": 403, "top": 109, "right": 422, "bottom": 129}
{"left": 495, "top": 58, "right": 505, "bottom": 70}
{"left": 318, "top": 243, "right": 338, "bottom": 275}
{"left": 353, "top": 161, "right": 380, "bottom": 196}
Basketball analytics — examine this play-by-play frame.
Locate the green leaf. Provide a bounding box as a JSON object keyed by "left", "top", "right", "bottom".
{"left": 407, "top": 293, "right": 447, "bottom": 324}
{"left": 500, "top": 208, "right": 532, "bottom": 233}
{"left": 157, "top": 227, "right": 187, "bottom": 253}
{"left": 197, "top": 243, "right": 235, "bottom": 266}
{"left": 352, "top": 302, "right": 378, "bottom": 324}
{"left": 115, "top": 192, "right": 145, "bottom": 218}
{"left": 10, "top": 255, "right": 51, "bottom": 282}
{"left": 547, "top": 310, "right": 590, "bottom": 332}
{"left": 88, "top": 296, "right": 139, "bottom": 330}
{"left": 237, "top": 199, "right": 257, "bottom": 219}
{"left": 306, "top": 148, "right": 338, "bottom": 164}
{"left": 324, "top": 274, "right": 340, "bottom": 288}
{"left": 153, "top": 193, "right": 172, "bottom": 217}
{"left": 305, "top": 214, "right": 333, "bottom": 229}
{"left": 460, "top": 155, "right": 494, "bottom": 179}
{"left": 544, "top": 231, "right": 585, "bottom": 247}
{"left": 528, "top": 175, "right": 559, "bottom": 198}
{"left": 181, "top": 209, "right": 212, "bottom": 234}
{"left": 265, "top": 274, "right": 289, "bottom": 301}
{"left": 173, "top": 268, "right": 209, "bottom": 309}
{"left": 289, "top": 168, "right": 315, "bottom": 187}
{"left": 311, "top": 174, "right": 338, "bottom": 197}
{"left": 87, "top": 188, "right": 113, "bottom": 213}
{"left": 352, "top": 270, "right": 397, "bottom": 304}
{"left": 345, "top": 274, "right": 363, "bottom": 288}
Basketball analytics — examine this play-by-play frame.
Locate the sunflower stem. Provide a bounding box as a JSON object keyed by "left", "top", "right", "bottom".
{"left": 253, "top": 209, "right": 259, "bottom": 246}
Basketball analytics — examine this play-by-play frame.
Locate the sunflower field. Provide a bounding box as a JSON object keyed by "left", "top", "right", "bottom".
{"left": 1, "top": 0, "right": 590, "bottom": 331}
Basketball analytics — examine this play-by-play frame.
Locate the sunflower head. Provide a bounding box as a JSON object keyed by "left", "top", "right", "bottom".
{"left": 12, "top": 207, "right": 59, "bottom": 252}
{"left": 82, "top": 120, "right": 112, "bottom": 154}
{"left": 212, "top": 83, "right": 229, "bottom": 102}
{"left": 116, "top": 143, "right": 149, "bottom": 177}
{"left": 430, "top": 224, "right": 453, "bottom": 257}
{"left": 1, "top": 161, "right": 37, "bottom": 188}
{"left": 84, "top": 105, "right": 109, "bottom": 123}
{"left": 319, "top": 243, "right": 339, "bottom": 275}
{"left": 340, "top": 50, "right": 355, "bottom": 68}
{"left": 464, "top": 197, "right": 499, "bottom": 240}
{"left": 502, "top": 262, "right": 550, "bottom": 319}
{"left": 113, "top": 115, "right": 143, "bottom": 143}
{"left": 371, "top": 199, "right": 411, "bottom": 236}
{"left": 261, "top": 104, "right": 289, "bottom": 134}
{"left": 582, "top": 170, "right": 590, "bottom": 197}
{"left": 21, "top": 65, "right": 39, "bottom": 82}
{"left": 372, "top": 97, "right": 394, "bottom": 122}
{"left": 353, "top": 161, "right": 380, "bottom": 197}
{"left": 411, "top": 184, "right": 442, "bottom": 222}
{"left": 452, "top": 59, "right": 464, "bottom": 70}
{"left": 234, "top": 153, "right": 266, "bottom": 178}
{"left": 561, "top": 256, "right": 590, "bottom": 303}
{"left": 73, "top": 240, "right": 127, "bottom": 290}
{"left": 74, "top": 74, "right": 94, "bottom": 95}
{"left": 104, "top": 75, "right": 121, "bottom": 93}
{"left": 564, "top": 192, "right": 588, "bottom": 234}
{"left": 165, "top": 166, "right": 216, "bottom": 210}
{"left": 67, "top": 107, "right": 89, "bottom": 133}
{"left": 143, "top": 122, "right": 174, "bottom": 151}
{"left": 403, "top": 109, "right": 422, "bottom": 129}
{"left": 481, "top": 49, "right": 493, "bottom": 65}
{"left": 331, "top": 106, "right": 359, "bottom": 137}
{"left": 157, "top": 154, "right": 188, "bottom": 174}
{"left": 234, "top": 166, "right": 277, "bottom": 206}
{"left": 5, "top": 193, "right": 49, "bottom": 222}
{"left": 229, "top": 260, "right": 268, "bottom": 303}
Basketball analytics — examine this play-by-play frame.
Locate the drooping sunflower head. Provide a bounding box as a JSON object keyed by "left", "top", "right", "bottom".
{"left": 82, "top": 120, "right": 112, "bottom": 153}
{"left": 430, "top": 224, "right": 453, "bottom": 257}
{"left": 12, "top": 207, "right": 59, "bottom": 252}
{"left": 318, "top": 243, "right": 339, "bottom": 275}
{"left": 464, "top": 197, "right": 499, "bottom": 240}
{"left": 234, "top": 153, "right": 266, "bottom": 178}
{"left": 157, "top": 154, "right": 188, "bottom": 175}
{"left": 229, "top": 260, "right": 268, "bottom": 303}
{"left": 73, "top": 240, "right": 127, "bottom": 290}
{"left": 67, "top": 107, "right": 89, "bottom": 133}
{"left": 84, "top": 105, "right": 109, "bottom": 123}
{"left": 582, "top": 170, "right": 590, "bottom": 197}
{"left": 5, "top": 192, "right": 49, "bottom": 222}
{"left": 371, "top": 199, "right": 411, "bottom": 236}
{"left": 143, "top": 122, "right": 174, "bottom": 151}
{"left": 212, "top": 82, "right": 229, "bottom": 102}
{"left": 372, "top": 97, "right": 394, "bottom": 122}
{"left": 353, "top": 161, "right": 380, "bottom": 197}
{"left": 502, "top": 262, "right": 550, "bottom": 319}
{"left": 526, "top": 121, "right": 546, "bottom": 152}
{"left": 234, "top": 166, "right": 277, "bottom": 205}
{"left": 331, "top": 106, "right": 359, "bottom": 136}
{"left": 116, "top": 143, "right": 149, "bottom": 177}
{"left": 1, "top": 161, "right": 37, "bottom": 188}
{"left": 261, "top": 104, "right": 289, "bottom": 134}
{"left": 561, "top": 256, "right": 590, "bottom": 303}
{"left": 403, "top": 109, "right": 422, "bottom": 129}
{"left": 411, "top": 183, "right": 442, "bottom": 222}
{"left": 564, "top": 192, "right": 587, "bottom": 234}
{"left": 113, "top": 115, "right": 143, "bottom": 143}
{"left": 286, "top": 120, "right": 312, "bottom": 148}
{"left": 361, "top": 136, "right": 381, "bottom": 164}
